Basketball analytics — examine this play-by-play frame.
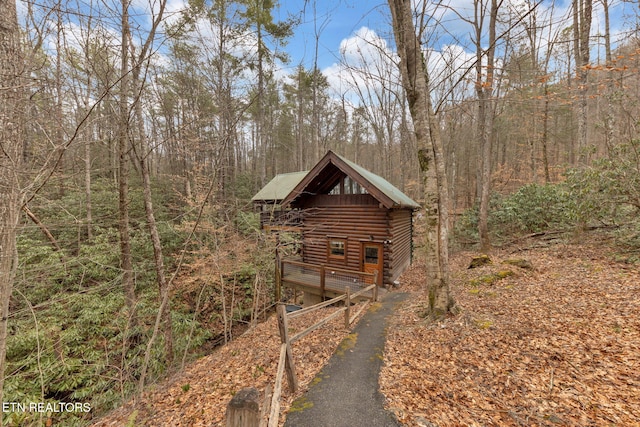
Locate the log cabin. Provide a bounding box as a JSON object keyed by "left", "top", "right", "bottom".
{"left": 253, "top": 151, "right": 420, "bottom": 302}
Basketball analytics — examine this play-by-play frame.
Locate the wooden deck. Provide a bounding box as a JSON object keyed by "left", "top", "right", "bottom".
{"left": 260, "top": 210, "right": 303, "bottom": 231}
{"left": 277, "top": 259, "right": 377, "bottom": 301}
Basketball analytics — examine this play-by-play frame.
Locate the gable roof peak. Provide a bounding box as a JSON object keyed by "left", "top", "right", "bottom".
{"left": 282, "top": 150, "right": 420, "bottom": 209}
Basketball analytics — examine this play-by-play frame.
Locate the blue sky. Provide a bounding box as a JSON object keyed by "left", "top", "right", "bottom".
{"left": 272, "top": 0, "right": 636, "bottom": 88}
{"left": 17, "top": 0, "right": 637, "bottom": 101}
{"left": 275, "top": 0, "right": 392, "bottom": 71}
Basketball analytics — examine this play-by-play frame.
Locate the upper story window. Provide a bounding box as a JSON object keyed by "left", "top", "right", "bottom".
{"left": 329, "top": 176, "right": 367, "bottom": 195}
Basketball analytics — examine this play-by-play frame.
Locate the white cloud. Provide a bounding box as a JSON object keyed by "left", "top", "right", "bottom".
{"left": 164, "top": 0, "right": 187, "bottom": 26}
{"left": 321, "top": 25, "right": 476, "bottom": 108}
{"left": 339, "top": 27, "right": 393, "bottom": 67}
{"left": 322, "top": 26, "right": 401, "bottom": 105}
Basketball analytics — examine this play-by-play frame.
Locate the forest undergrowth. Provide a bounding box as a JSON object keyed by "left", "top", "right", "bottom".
{"left": 4, "top": 178, "right": 278, "bottom": 427}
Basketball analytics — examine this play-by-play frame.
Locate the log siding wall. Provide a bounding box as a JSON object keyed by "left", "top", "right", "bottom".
{"left": 388, "top": 209, "right": 413, "bottom": 283}
{"left": 296, "top": 194, "right": 414, "bottom": 286}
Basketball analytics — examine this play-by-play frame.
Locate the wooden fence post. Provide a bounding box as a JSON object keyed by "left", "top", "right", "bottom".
{"left": 319, "top": 264, "right": 325, "bottom": 299}
{"left": 226, "top": 387, "right": 261, "bottom": 427}
{"left": 344, "top": 287, "right": 351, "bottom": 328}
{"left": 276, "top": 304, "right": 298, "bottom": 393}
{"left": 275, "top": 254, "right": 282, "bottom": 302}
{"left": 260, "top": 385, "right": 272, "bottom": 427}
{"left": 373, "top": 272, "right": 378, "bottom": 302}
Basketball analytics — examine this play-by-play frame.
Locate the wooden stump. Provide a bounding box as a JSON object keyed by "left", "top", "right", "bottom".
{"left": 226, "top": 387, "right": 260, "bottom": 427}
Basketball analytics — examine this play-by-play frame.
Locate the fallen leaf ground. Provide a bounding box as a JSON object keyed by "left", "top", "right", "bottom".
{"left": 92, "top": 233, "right": 639, "bottom": 427}
{"left": 91, "top": 304, "right": 368, "bottom": 426}
{"left": 381, "top": 234, "right": 640, "bottom": 426}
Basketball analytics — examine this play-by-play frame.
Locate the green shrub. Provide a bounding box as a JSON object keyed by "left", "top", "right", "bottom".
{"left": 7, "top": 175, "right": 281, "bottom": 425}
{"left": 235, "top": 211, "right": 260, "bottom": 236}
{"left": 564, "top": 142, "right": 640, "bottom": 227}
{"left": 492, "top": 183, "right": 573, "bottom": 233}
{"left": 454, "top": 141, "right": 640, "bottom": 250}
{"left": 453, "top": 185, "right": 572, "bottom": 243}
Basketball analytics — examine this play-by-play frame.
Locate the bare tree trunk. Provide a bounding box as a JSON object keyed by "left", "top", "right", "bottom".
{"left": 84, "top": 61, "right": 93, "bottom": 240}
{"left": 123, "top": 0, "right": 170, "bottom": 392}
{"left": 118, "top": 0, "right": 137, "bottom": 331}
{"left": 477, "top": 0, "right": 500, "bottom": 253}
{"left": 54, "top": 0, "right": 66, "bottom": 197}
{"left": 0, "top": 0, "right": 25, "bottom": 413}
{"left": 85, "top": 121, "right": 93, "bottom": 240}
{"left": 573, "top": 0, "right": 592, "bottom": 164}
{"left": 133, "top": 87, "right": 173, "bottom": 365}
{"left": 388, "top": 0, "right": 455, "bottom": 318}
{"left": 296, "top": 69, "right": 304, "bottom": 170}
{"left": 117, "top": 0, "right": 167, "bottom": 357}
{"left": 601, "top": 0, "right": 614, "bottom": 153}
{"left": 541, "top": 84, "right": 551, "bottom": 182}
{"left": 256, "top": 20, "right": 266, "bottom": 186}
{"left": 22, "top": 205, "right": 60, "bottom": 251}
{"left": 310, "top": 0, "right": 325, "bottom": 163}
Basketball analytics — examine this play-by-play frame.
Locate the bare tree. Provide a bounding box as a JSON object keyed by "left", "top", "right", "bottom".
{"left": 0, "top": 0, "right": 26, "bottom": 412}
{"left": 388, "top": 0, "right": 455, "bottom": 318}
{"left": 475, "top": 0, "right": 501, "bottom": 252}
{"left": 118, "top": 0, "right": 138, "bottom": 337}
{"left": 600, "top": 0, "right": 615, "bottom": 153}
{"left": 338, "top": 29, "right": 406, "bottom": 181}
{"left": 573, "top": 0, "right": 592, "bottom": 163}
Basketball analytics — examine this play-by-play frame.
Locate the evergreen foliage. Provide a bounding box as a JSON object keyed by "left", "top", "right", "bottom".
{"left": 455, "top": 140, "right": 640, "bottom": 258}
{"left": 5, "top": 178, "right": 275, "bottom": 426}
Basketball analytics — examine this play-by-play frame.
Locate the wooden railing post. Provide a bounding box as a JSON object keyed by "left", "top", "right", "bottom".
{"left": 226, "top": 387, "right": 260, "bottom": 427}
{"left": 268, "top": 344, "right": 287, "bottom": 427}
{"left": 275, "top": 256, "right": 282, "bottom": 302}
{"left": 276, "top": 304, "right": 298, "bottom": 393}
{"left": 344, "top": 287, "right": 351, "bottom": 328}
{"left": 260, "top": 385, "right": 272, "bottom": 427}
{"left": 373, "top": 272, "right": 378, "bottom": 302}
{"left": 319, "top": 264, "right": 326, "bottom": 299}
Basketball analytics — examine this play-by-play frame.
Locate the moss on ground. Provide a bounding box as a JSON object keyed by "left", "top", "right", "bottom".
{"left": 289, "top": 396, "right": 314, "bottom": 413}
{"left": 336, "top": 333, "right": 358, "bottom": 357}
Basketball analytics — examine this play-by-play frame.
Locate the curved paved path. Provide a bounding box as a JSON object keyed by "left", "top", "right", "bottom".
{"left": 284, "top": 292, "right": 407, "bottom": 427}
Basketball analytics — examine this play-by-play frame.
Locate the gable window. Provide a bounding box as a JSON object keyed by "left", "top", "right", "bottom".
{"left": 328, "top": 238, "right": 347, "bottom": 260}
{"left": 329, "top": 176, "right": 367, "bottom": 195}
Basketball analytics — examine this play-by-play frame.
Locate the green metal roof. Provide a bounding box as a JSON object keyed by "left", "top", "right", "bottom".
{"left": 334, "top": 153, "right": 421, "bottom": 209}
{"left": 253, "top": 152, "right": 420, "bottom": 209}
{"left": 251, "top": 171, "right": 308, "bottom": 202}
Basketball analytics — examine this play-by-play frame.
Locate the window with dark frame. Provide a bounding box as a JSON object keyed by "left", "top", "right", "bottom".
{"left": 328, "top": 177, "right": 367, "bottom": 195}
{"left": 364, "top": 246, "right": 379, "bottom": 264}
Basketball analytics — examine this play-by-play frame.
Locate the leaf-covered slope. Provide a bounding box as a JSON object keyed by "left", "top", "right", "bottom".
{"left": 382, "top": 238, "right": 640, "bottom": 426}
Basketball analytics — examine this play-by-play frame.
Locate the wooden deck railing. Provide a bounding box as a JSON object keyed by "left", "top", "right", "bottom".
{"left": 278, "top": 258, "right": 378, "bottom": 300}
{"left": 225, "top": 286, "right": 376, "bottom": 427}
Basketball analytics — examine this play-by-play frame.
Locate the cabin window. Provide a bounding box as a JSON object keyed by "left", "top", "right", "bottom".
{"left": 364, "top": 246, "right": 379, "bottom": 264}
{"left": 328, "top": 239, "right": 346, "bottom": 259}
{"left": 328, "top": 177, "right": 367, "bottom": 195}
